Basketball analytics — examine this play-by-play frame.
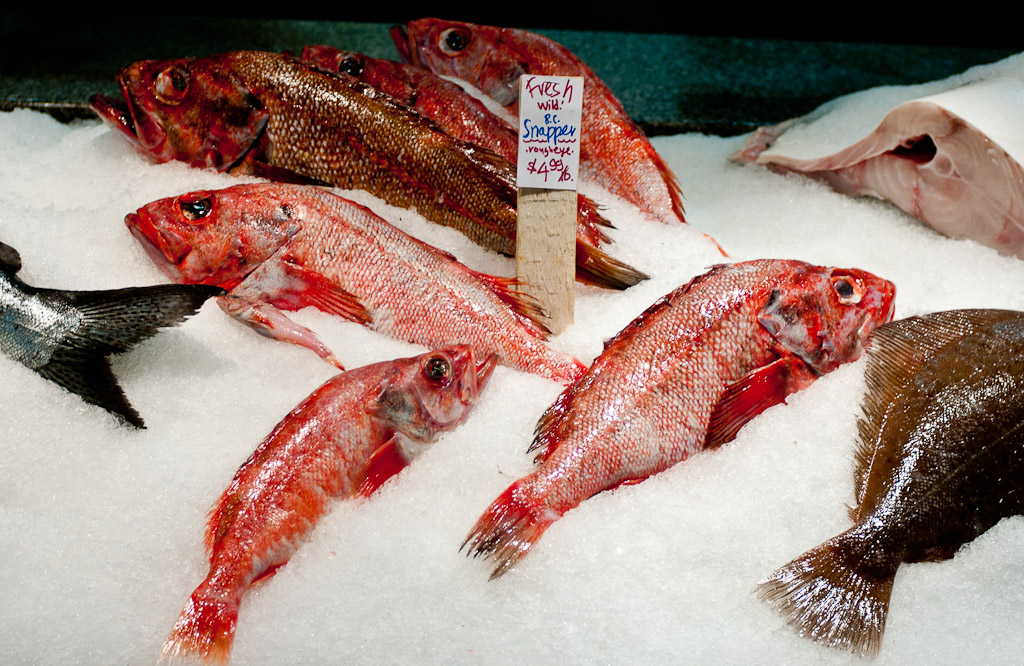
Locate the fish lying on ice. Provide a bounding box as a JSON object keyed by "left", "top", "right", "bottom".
{"left": 126, "top": 183, "right": 588, "bottom": 384}
{"left": 733, "top": 68, "right": 1024, "bottom": 258}
{"left": 299, "top": 45, "right": 612, "bottom": 248}
{"left": 88, "top": 50, "right": 645, "bottom": 290}
{"left": 756, "top": 308, "right": 1024, "bottom": 656}
{"left": 393, "top": 18, "right": 688, "bottom": 228}
{"left": 463, "top": 259, "right": 896, "bottom": 578}
{"left": 0, "top": 240, "right": 221, "bottom": 427}
{"left": 161, "top": 346, "right": 497, "bottom": 664}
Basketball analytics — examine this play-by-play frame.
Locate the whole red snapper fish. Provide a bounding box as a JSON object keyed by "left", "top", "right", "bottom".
{"left": 162, "top": 346, "right": 497, "bottom": 664}
{"left": 88, "top": 50, "right": 643, "bottom": 289}
{"left": 393, "top": 18, "right": 687, "bottom": 227}
{"left": 126, "top": 183, "right": 587, "bottom": 384}
{"left": 463, "top": 259, "right": 896, "bottom": 578}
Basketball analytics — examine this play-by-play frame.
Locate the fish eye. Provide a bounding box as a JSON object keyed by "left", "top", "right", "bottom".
{"left": 832, "top": 276, "right": 862, "bottom": 305}
{"left": 178, "top": 194, "right": 212, "bottom": 222}
{"left": 424, "top": 355, "right": 452, "bottom": 385}
{"left": 338, "top": 55, "right": 364, "bottom": 77}
{"left": 154, "top": 64, "right": 190, "bottom": 105}
{"left": 440, "top": 28, "right": 470, "bottom": 54}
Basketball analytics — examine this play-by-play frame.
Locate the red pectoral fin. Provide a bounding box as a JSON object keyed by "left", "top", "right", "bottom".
{"left": 262, "top": 258, "right": 372, "bottom": 326}
{"left": 354, "top": 436, "right": 410, "bottom": 498}
{"left": 705, "top": 357, "right": 811, "bottom": 450}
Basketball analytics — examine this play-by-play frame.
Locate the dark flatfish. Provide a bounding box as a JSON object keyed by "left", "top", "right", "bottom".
{"left": 755, "top": 308, "right": 1024, "bottom": 655}
{"left": 0, "top": 241, "right": 223, "bottom": 427}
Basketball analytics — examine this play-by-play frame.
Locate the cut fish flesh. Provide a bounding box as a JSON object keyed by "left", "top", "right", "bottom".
{"left": 733, "top": 54, "right": 1024, "bottom": 258}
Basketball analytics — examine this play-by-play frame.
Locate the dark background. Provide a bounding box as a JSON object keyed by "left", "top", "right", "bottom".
{"left": 2, "top": 10, "right": 1020, "bottom": 134}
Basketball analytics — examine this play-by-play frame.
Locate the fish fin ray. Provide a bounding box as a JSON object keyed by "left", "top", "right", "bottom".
{"left": 354, "top": 435, "right": 411, "bottom": 498}
{"left": 35, "top": 354, "right": 143, "bottom": 428}
{"left": 755, "top": 534, "right": 895, "bottom": 657}
{"left": 573, "top": 240, "right": 648, "bottom": 291}
{"left": 461, "top": 479, "right": 557, "bottom": 579}
{"left": 471, "top": 272, "right": 552, "bottom": 338}
{"left": 705, "top": 357, "right": 809, "bottom": 450}
{"left": 853, "top": 309, "right": 1022, "bottom": 508}
{"left": 161, "top": 593, "right": 238, "bottom": 665}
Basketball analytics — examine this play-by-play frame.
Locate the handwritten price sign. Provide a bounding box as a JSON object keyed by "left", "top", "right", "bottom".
{"left": 516, "top": 75, "right": 583, "bottom": 190}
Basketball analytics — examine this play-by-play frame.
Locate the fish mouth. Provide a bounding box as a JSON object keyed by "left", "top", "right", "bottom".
{"left": 124, "top": 212, "right": 190, "bottom": 282}
{"left": 474, "top": 352, "right": 500, "bottom": 390}
{"left": 390, "top": 25, "right": 417, "bottom": 66}
{"left": 89, "top": 92, "right": 140, "bottom": 145}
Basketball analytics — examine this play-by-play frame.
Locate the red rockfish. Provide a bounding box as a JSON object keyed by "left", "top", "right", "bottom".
{"left": 462, "top": 259, "right": 896, "bottom": 578}
{"left": 126, "top": 183, "right": 587, "bottom": 384}
{"left": 162, "top": 346, "right": 497, "bottom": 664}
{"left": 88, "top": 50, "right": 645, "bottom": 289}
{"left": 393, "top": 19, "right": 688, "bottom": 227}
{"left": 757, "top": 309, "right": 1024, "bottom": 656}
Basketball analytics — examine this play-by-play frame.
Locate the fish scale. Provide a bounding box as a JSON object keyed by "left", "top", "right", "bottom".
{"left": 462, "top": 259, "right": 895, "bottom": 579}
{"left": 90, "top": 50, "right": 646, "bottom": 290}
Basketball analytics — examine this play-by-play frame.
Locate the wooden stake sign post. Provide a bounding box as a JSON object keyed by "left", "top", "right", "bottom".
{"left": 516, "top": 74, "right": 583, "bottom": 335}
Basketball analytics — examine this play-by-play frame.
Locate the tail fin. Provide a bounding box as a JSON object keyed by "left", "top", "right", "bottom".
{"left": 574, "top": 240, "right": 648, "bottom": 291}
{"left": 575, "top": 194, "right": 614, "bottom": 247}
{"left": 161, "top": 593, "right": 239, "bottom": 664}
{"left": 461, "top": 480, "right": 560, "bottom": 580}
{"left": 35, "top": 283, "right": 222, "bottom": 427}
{"left": 754, "top": 533, "right": 896, "bottom": 656}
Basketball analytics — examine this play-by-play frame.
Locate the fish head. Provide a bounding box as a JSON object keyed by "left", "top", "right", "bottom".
{"left": 89, "top": 54, "right": 267, "bottom": 171}
{"left": 369, "top": 345, "right": 499, "bottom": 443}
{"left": 301, "top": 46, "right": 367, "bottom": 78}
{"left": 392, "top": 19, "right": 526, "bottom": 108}
{"left": 758, "top": 265, "right": 896, "bottom": 375}
{"left": 124, "top": 184, "right": 301, "bottom": 288}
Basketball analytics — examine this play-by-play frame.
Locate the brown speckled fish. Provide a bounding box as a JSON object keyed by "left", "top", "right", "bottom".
{"left": 88, "top": 50, "right": 644, "bottom": 290}
{"left": 393, "top": 19, "right": 687, "bottom": 227}
{"left": 463, "top": 259, "right": 895, "bottom": 578}
{"left": 756, "top": 309, "right": 1024, "bottom": 656}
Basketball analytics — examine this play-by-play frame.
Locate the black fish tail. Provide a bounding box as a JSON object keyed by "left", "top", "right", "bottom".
{"left": 754, "top": 532, "right": 896, "bottom": 656}
{"left": 36, "top": 283, "right": 223, "bottom": 428}
{"left": 574, "top": 241, "right": 648, "bottom": 291}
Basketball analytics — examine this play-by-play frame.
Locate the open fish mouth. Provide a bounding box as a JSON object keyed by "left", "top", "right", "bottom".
{"left": 88, "top": 92, "right": 140, "bottom": 143}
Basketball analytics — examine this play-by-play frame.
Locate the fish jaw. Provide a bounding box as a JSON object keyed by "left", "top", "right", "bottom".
{"left": 91, "top": 56, "right": 268, "bottom": 170}
{"left": 758, "top": 266, "right": 896, "bottom": 375}
{"left": 369, "top": 345, "right": 498, "bottom": 444}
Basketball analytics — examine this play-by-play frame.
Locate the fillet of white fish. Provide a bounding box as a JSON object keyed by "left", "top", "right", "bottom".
{"left": 733, "top": 54, "right": 1024, "bottom": 258}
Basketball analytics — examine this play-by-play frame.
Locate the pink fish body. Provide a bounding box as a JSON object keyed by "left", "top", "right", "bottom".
{"left": 161, "top": 346, "right": 497, "bottom": 663}
{"left": 393, "top": 18, "right": 687, "bottom": 226}
{"left": 126, "top": 183, "right": 587, "bottom": 384}
{"left": 733, "top": 77, "right": 1024, "bottom": 258}
{"left": 463, "top": 259, "right": 896, "bottom": 578}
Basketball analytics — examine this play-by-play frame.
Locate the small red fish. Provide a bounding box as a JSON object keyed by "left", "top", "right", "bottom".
{"left": 463, "top": 259, "right": 895, "bottom": 578}
{"left": 161, "top": 346, "right": 497, "bottom": 664}
{"left": 393, "top": 19, "right": 687, "bottom": 227}
{"left": 126, "top": 183, "right": 587, "bottom": 384}
{"left": 88, "top": 50, "right": 644, "bottom": 289}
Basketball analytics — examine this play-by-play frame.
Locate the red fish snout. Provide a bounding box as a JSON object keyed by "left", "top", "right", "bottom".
{"left": 125, "top": 211, "right": 193, "bottom": 276}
